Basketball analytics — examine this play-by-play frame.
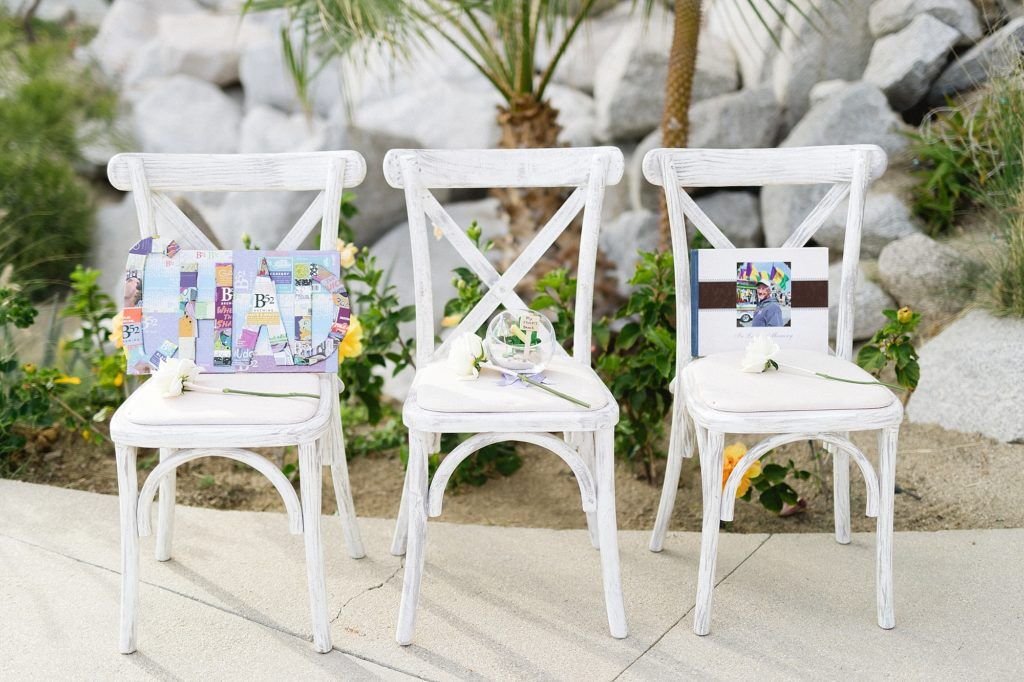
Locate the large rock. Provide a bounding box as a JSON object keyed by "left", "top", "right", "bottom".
{"left": 693, "top": 191, "right": 762, "bottom": 248}
{"left": 546, "top": 84, "right": 596, "bottom": 147}
{"left": 539, "top": 3, "right": 634, "bottom": 94}
{"left": 868, "top": 0, "right": 983, "bottom": 44}
{"left": 17, "top": 0, "right": 109, "bottom": 24}
{"left": 130, "top": 75, "right": 241, "bottom": 153}
{"left": 907, "top": 310, "right": 1024, "bottom": 442}
{"left": 81, "top": 0, "right": 200, "bottom": 79}
{"left": 629, "top": 86, "right": 780, "bottom": 211}
{"left": 877, "top": 233, "right": 975, "bottom": 318}
{"left": 705, "top": 0, "right": 782, "bottom": 87}
{"left": 771, "top": 0, "right": 874, "bottom": 131}
{"left": 154, "top": 12, "right": 267, "bottom": 86}
{"left": 827, "top": 261, "right": 895, "bottom": 341}
{"left": 593, "top": 8, "right": 739, "bottom": 142}
{"left": 863, "top": 14, "right": 961, "bottom": 111}
{"left": 600, "top": 210, "right": 659, "bottom": 294}
{"left": 762, "top": 81, "right": 911, "bottom": 247}
{"left": 927, "top": 17, "right": 1024, "bottom": 104}
{"left": 815, "top": 191, "right": 922, "bottom": 257}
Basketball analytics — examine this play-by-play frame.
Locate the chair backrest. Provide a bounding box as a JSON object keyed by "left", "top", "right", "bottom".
{"left": 642, "top": 145, "right": 887, "bottom": 365}
{"left": 382, "top": 147, "right": 624, "bottom": 367}
{"left": 108, "top": 152, "right": 366, "bottom": 376}
{"left": 107, "top": 151, "right": 367, "bottom": 252}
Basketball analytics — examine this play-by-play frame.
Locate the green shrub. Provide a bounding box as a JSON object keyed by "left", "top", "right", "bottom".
{"left": 0, "top": 12, "right": 117, "bottom": 296}
{"left": 985, "top": 188, "right": 1024, "bottom": 318}
{"left": 911, "top": 56, "right": 1024, "bottom": 235}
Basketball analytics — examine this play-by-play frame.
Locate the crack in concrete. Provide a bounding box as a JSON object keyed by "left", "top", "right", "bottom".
{"left": 0, "top": 531, "right": 425, "bottom": 680}
{"left": 331, "top": 561, "right": 405, "bottom": 624}
{"left": 611, "top": 533, "right": 775, "bottom": 681}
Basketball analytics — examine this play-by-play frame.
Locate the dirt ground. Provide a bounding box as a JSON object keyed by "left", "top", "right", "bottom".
{"left": 7, "top": 419, "right": 1022, "bottom": 534}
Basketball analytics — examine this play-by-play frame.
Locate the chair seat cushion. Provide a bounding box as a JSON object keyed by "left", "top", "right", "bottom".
{"left": 413, "top": 358, "right": 609, "bottom": 413}
{"left": 685, "top": 349, "right": 896, "bottom": 413}
{"left": 118, "top": 373, "right": 323, "bottom": 426}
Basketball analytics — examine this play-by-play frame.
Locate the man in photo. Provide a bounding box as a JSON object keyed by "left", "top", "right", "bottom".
{"left": 752, "top": 280, "right": 784, "bottom": 327}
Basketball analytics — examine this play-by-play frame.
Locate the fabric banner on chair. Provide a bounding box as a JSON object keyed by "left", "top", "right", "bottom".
{"left": 122, "top": 238, "right": 350, "bottom": 375}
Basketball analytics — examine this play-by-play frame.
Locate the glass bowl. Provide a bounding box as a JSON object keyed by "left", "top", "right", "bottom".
{"left": 484, "top": 309, "right": 555, "bottom": 375}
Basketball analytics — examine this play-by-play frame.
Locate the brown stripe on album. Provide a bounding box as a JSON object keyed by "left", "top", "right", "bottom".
{"left": 698, "top": 280, "right": 828, "bottom": 309}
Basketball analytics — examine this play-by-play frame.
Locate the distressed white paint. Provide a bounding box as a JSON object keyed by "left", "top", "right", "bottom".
{"left": 108, "top": 152, "right": 367, "bottom": 655}
{"left": 387, "top": 147, "right": 628, "bottom": 645}
{"left": 643, "top": 146, "right": 902, "bottom": 636}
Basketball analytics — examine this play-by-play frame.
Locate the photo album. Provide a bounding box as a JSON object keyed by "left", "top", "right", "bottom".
{"left": 121, "top": 238, "right": 351, "bottom": 375}
{"left": 689, "top": 247, "right": 829, "bottom": 356}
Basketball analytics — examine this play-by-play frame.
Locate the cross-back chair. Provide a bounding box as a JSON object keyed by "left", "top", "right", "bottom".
{"left": 643, "top": 145, "right": 902, "bottom": 635}
{"left": 383, "top": 147, "right": 628, "bottom": 645}
{"left": 107, "top": 151, "right": 367, "bottom": 654}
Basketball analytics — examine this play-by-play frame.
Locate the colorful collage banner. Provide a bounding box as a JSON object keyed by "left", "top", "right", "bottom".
{"left": 122, "top": 238, "right": 349, "bottom": 375}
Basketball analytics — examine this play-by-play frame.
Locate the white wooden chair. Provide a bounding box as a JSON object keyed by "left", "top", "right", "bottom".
{"left": 107, "top": 151, "right": 367, "bottom": 654}
{"left": 643, "top": 146, "right": 902, "bottom": 635}
{"left": 383, "top": 147, "right": 628, "bottom": 645}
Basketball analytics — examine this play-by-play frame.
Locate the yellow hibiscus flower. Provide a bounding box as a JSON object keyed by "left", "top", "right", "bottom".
{"left": 722, "top": 442, "right": 762, "bottom": 499}
{"left": 441, "top": 313, "right": 462, "bottom": 328}
{"left": 55, "top": 375, "right": 81, "bottom": 385}
{"left": 336, "top": 240, "right": 358, "bottom": 269}
{"left": 338, "top": 315, "right": 363, "bottom": 362}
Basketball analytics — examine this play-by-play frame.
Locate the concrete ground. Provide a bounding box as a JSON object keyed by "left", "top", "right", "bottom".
{"left": 0, "top": 480, "right": 1021, "bottom": 681}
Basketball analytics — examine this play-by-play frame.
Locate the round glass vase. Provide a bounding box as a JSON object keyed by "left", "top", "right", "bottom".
{"left": 484, "top": 309, "right": 555, "bottom": 375}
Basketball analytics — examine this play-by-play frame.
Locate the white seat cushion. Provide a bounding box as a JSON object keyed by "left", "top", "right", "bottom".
{"left": 685, "top": 349, "right": 896, "bottom": 413}
{"left": 118, "top": 373, "right": 323, "bottom": 426}
{"left": 413, "top": 357, "right": 609, "bottom": 413}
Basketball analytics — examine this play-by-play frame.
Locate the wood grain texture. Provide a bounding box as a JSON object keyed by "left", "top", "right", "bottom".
{"left": 396, "top": 429, "right": 429, "bottom": 646}
{"left": 115, "top": 444, "right": 140, "bottom": 654}
{"left": 298, "top": 441, "right": 332, "bottom": 653}
{"left": 383, "top": 147, "right": 624, "bottom": 188}
{"left": 108, "top": 152, "right": 366, "bottom": 191}
{"left": 693, "top": 430, "right": 724, "bottom": 636}
{"left": 642, "top": 145, "right": 887, "bottom": 187}
{"left": 877, "top": 425, "right": 898, "bottom": 629}
{"left": 327, "top": 382, "right": 365, "bottom": 560}
{"left": 596, "top": 428, "right": 628, "bottom": 639}
{"left": 155, "top": 447, "right": 176, "bottom": 562}
{"left": 831, "top": 435, "right": 852, "bottom": 545}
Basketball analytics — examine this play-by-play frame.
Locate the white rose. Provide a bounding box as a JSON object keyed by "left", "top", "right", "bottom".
{"left": 446, "top": 333, "right": 485, "bottom": 380}
{"left": 740, "top": 336, "right": 780, "bottom": 373}
{"left": 152, "top": 358, "right": 202, "bottom": 397}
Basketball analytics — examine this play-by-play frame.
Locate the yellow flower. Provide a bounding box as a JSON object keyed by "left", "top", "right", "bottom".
{"left": 55, "top": 375, "right": 81, "bottom": 385}
{"left": 336, "top": 240, "right": 358, "bottom": 269}
{"left": 22, "top": 363, "right": 36, "bottom": 374}
{"left": 432, "top": 223, "right": 444, "bottom": 240}
{"left": 110, "top": 311, "right": 124, "bottom": 349}
{"left": 897, "top": 306, "right": 913, "bottom": 324}
{"left": 113, "top": 373, "right": 124, "bottom": 388}
{"left": 441, "top": 313, "right": 463, "bottom": 328}
{"left": 81, "top": 429, "right": 91, "bottom": 441}
{"left": 722, "top": 442, "right": 761, "bottom": 499}
{"left": 338, "top": 315, "right": 363, "bottom": 362}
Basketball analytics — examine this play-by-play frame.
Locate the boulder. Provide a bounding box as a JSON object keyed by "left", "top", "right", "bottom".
{"left": 546, "top": 84, "right": 596, "bottom": 147}
{"left": 693, "top": 191, "right": 762, "bottom": 248}
{"left": 154, "top": 12, "right": 268, "bottom": 86}
{"left": 20, "top": 0, "right": 110, "bottom": 24}
{"left": 705, "top": 0, "right": 782, "bottom": 87}
{"left": 877, "top": 233, "right": 975, "bottom": 318}
{"left": 539, "top": 3, "right": 634, "bottom": 94}
{"left": 827, "top": 261, "right": 895, "bottom": 341}
{"left": 770, "top": 0, "right": 874, "bottom": 131}
{"left": 863, "top": 14, "right": 961, "bottom": 111}
{"left": 600, "top": 210, "right": 659, "bottom": 294}
{"left": 762, "top": 81, "right": 911, "bottom": 247}
{"left": 593, "top": 7, "right": 739, "bottom": 142}
{"left": 907, "top": 310, "right": 1024, "bottom": 442}
{"left": 81, "top": 0, "right": 200, "bottom": 79}
{"left": 927, "top": 17, "right": 1024, "bottom": 104}
{"left": 815, "top": 191, "right": 922, "bottom": 257}
{"left": 239, "top": 106, "right": 336, "bottom": 154}
{"left": 629, "top": 86, "right": 780, "bottom": 211}
{"left": 91, "top": 196, "right": 143, "bottom": 300}
{"left": 868, "top": 0, "right": 983, "bottom": 44}
{"left": 130, "top": 75, "right": 241, "bottom": 154}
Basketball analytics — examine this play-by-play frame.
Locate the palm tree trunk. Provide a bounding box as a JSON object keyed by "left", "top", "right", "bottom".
{"left": 659, "top": 0, "right": 702, "bottom": 249}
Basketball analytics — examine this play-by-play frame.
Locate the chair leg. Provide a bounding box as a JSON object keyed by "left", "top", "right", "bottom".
{"left": 877, "top": 425, "right": 898, "bottom": 630}
{"left": 396, "top": 429, "right": 429, "bottom": 645}
{"left": 155, "top": 447, "right": 176, "bottom": 562}
{"left": 693, "top": 429, "right": 724, "bottom": 636}
{"left": 579, "top": 432, "right": 600, "bottom": 550}
{"left": 115, "top": 444, "right": 139, "bottom": 654}
{"left": 390, "top": 465, "right": 411, "bottom": 557}
{"left": 298, "top": 442, "right": 332, "bottom": 653}
{"left": 831, "top": 435, "right": 851, "bottom": 545}
{"left": 328, "top": 409, "right": 365, "bottom": 559}
{"left": 650, "top": 397, "right": 692, "bottom": 552}
{"left": 595, "top": 427, "right": 628, "bottom": 638}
